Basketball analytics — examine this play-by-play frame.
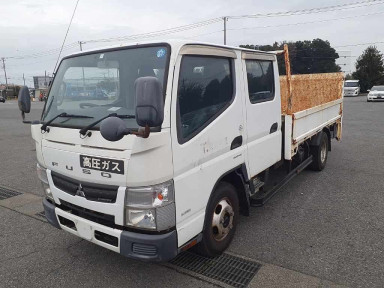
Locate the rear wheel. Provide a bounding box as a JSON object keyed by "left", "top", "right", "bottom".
{"left": 310, "top": 132, "right": 329, "bottom": 171}
{"left": 194, "top": 182, "right": 239, "bottom": 257}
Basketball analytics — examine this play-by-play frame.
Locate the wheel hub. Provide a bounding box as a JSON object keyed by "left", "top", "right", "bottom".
{"left": 212, "top": 198, "right": 234, "bottom": 241}
{"left": 320, "top": 139, "right": 327, "bottom": 163}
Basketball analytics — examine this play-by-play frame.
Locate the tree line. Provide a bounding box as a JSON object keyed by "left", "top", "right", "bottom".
{"left": 240, "top": 39, "right": 384, "bottom": 92}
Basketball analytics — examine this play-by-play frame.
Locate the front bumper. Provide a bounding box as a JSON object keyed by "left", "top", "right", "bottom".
{"left": 43, "top": 198, "right": 178, "bottom": 262}
{"left": 367, "top": 96, "right": 384, "bottom": 101}
{"left": 344, "top": 91, "right": 359, "bottom": 97}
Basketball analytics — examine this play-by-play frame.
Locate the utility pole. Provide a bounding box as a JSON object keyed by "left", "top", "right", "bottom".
{"left": 1, "top": 57, "right": 8, "bottom": 89}
{"left": 23, "top": 73, "right": 25, "bottom": 86}
{"left": 223, "top": 17, "right": 228, "bottom": 45}
{"left": 79, "top": 41, "right": 84, "bottom": 51}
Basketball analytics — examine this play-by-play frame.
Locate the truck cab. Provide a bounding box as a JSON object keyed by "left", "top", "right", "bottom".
{"left": 22, "top": 40, "right": 343, "bottom": 262}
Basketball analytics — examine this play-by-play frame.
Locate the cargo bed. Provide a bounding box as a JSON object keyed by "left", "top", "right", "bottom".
{"left": 278, "top": 62, "right": 344, "bottom": 160}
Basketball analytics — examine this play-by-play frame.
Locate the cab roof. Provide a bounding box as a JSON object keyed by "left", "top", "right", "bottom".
{"left": 64, "top": 39, "right": 277, "bottom": 59}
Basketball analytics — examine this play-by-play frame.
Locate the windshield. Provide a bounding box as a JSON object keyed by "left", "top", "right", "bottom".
{"left": 371, "top": 86, "right": 384, "bottom": 91}
{"left": 344, "top": 82, "right": 359, "bottom": 87}
{"left": 43, "top": 45, "right": 169, "bottom": 129}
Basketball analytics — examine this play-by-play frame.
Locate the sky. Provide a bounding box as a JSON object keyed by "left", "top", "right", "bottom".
{"left": 1, "top": 0, "right": 383, "bottom": 87}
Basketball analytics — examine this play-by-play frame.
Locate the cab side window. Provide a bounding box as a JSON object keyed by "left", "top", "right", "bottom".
{"left": 177, "top": 56, "right": 233, "bottom": 142}
{"left": 245, "top": 60, "right": 275, "bottom": 103}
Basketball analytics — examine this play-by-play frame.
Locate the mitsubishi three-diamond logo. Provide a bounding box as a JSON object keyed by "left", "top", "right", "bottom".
{"left": 76, "top": 183, "right": 86, "bottom": 197}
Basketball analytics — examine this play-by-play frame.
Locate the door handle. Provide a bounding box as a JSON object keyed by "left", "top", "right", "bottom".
{"left": 231, "top": 136, "right": 243, "bottom": 150}
{"left": 270, "top": 122, "right": 278, "bottom": 134}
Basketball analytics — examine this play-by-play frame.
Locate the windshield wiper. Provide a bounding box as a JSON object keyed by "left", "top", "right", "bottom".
{"left": 41, "top": 113, "right": 94, "bottom": 132}
{"left": 79, "top": 113, "right": 135, "bottom": 137}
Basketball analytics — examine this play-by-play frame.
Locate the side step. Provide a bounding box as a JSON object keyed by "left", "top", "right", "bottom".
{"left": 250, "top": 156, "right": 313, "bottom": 207}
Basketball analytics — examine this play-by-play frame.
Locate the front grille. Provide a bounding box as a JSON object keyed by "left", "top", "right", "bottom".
{"left": 51, "top": 172, "right": 119, "bottom": 203}
{"left": 59, "top": 200, "right": 115, "bottom": 227}
{"left": 132, "top": 243, "right": 157, "bottom": 256}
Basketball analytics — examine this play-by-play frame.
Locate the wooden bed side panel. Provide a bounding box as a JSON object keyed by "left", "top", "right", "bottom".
{"left": 280, "top": 72, "right": 344, "bottom": 114}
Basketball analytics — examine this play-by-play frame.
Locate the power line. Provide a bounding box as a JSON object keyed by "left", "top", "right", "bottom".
{"left": 228, "top": 0, "right": 384, "bottom": 19}
{"left": 228, "top": 10, "right": 384, "bottom": 32}
{"left": 2, "top": 0, "right": 383, "bottom": 74}
{"left": 187, "top": 29, "right": 224, "bottom": 39}
{"left": 5, "top": 47, "right": 78, "bottom": 67}
{"left": 1, "top": 18, "right": 222, "bottom": 60}
{"left": 186, "top": 9, "right": 384, "bottom": 48}
{"left": 334, "top": 41, "right": 384, "bottom": 48}
{"left": 83, "top": 17, "right": 222, "bottom": 44}
{"left": 53, "top": 0, "right": 80, "bottom": 74}
{"left": 5, "top": 42, "right": 78, "bottom": 60}
{"left": 86, "top": 0, "right": 384, "bottom": 45}
{"left": 3, "top": 0, "right": 383, "bottom": 59}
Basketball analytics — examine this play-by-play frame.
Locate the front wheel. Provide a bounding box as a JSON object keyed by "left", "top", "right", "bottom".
{"left": 310, "top": 132, "right": 329, "bottom": 171}
{"left": 194, "top": 182, "right": 239, "bottom": 257}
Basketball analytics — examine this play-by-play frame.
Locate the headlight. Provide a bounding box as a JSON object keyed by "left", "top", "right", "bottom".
{"left": 126, "top": 180, "right": 174, "bottom": 207}
{"left": 125, "top": 180, "right": 175, "bottom": 231}
{"left": 36, "top": 163, "right": 53, "bottom": 201}
{"left": 126, "top": 208, "right": 156, "bottom": 230}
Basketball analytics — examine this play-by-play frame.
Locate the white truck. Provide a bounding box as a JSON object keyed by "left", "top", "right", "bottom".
{"left": 19, "top": 40, "right": 343, "bottom": 262}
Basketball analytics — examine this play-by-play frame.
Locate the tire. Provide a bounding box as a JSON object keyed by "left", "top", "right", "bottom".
{"left": 194, "top": 182, "right": 239, "bottom": 257}
{"left": 310, "top": 132, "right": 329, "bottom": 171}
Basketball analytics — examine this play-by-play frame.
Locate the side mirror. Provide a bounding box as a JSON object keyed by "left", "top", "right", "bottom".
{"left": 100, "top": 116, "right": 151, "bottom": 141}
{"left": 100, "top": 117, "right": 128, "bottom": 142}
{"left": 18, "top": 86, "right": 31, "bottom": 121}
{"left": 135, "top": 77, "right": 164, "bottom": 128}
{"left": 367, "top": 89, "right": 371, "bottom": 92}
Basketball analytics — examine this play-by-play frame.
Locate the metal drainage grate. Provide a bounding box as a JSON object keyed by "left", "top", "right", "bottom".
{"left": 0, "top": 186, "right": 22, "bottom": 200}
{"left": 169, "top": 252, "right": 261, "bottom": 288}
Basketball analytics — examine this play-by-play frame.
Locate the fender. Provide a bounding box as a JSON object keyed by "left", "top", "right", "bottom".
{"left": 207, "top": 163, "right": 250, "bottom": 217}
{"left": 310, "top": 128, "right": 332, "bottom": 151}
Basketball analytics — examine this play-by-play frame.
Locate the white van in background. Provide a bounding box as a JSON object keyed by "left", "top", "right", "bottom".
{"left": 344, "top": 80, "right": 360, "bottom": 96}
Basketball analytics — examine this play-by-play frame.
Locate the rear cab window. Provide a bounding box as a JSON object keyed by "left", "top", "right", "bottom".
{"left": 245, "top": 60, "right": 275, "bottom": 104}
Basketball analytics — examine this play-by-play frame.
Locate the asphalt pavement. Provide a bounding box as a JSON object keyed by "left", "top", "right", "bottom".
{"left": 0, "top": 96, "right": 383, "bottom": 287}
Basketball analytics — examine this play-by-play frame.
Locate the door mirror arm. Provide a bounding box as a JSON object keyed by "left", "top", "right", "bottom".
{"left": 130, "top": 125, "right": 150, "bottom": 139}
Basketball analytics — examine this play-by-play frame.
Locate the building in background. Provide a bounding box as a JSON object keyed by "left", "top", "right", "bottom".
{"left": 33, "top": 75, "right": 53, "bottom": 101}
{"left": 0, "top": 83, "right": 20, "bottom": 99}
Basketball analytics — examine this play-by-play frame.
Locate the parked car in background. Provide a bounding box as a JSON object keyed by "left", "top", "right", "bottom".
{"left": 367, "top": 86, "right": 384, "bottom": 102}
{"left": 344, "top": 80, "right": 360, "bottom": 97}
{"left": 0, "top": 89, "right": 6, "bottom": 102}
